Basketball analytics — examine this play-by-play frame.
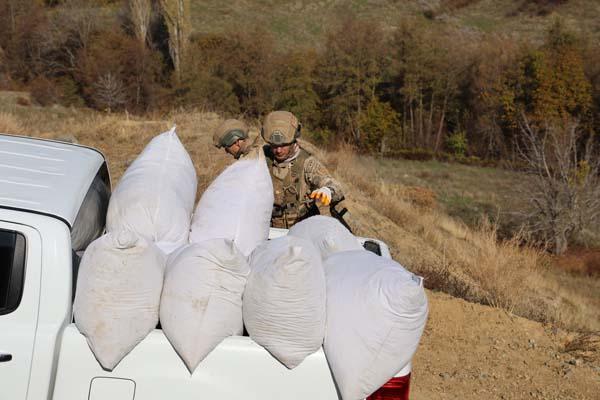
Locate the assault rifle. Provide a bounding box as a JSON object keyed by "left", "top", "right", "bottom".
{"left": 329, "top": 197, "right": 352, "bottom": 233}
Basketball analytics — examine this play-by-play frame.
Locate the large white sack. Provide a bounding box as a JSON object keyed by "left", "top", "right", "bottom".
{"left": 244, "top": 236, "right": 325, "bottom": 369}
{"left": 160, "top": 239, "right": 249, "bottom": 373}
{"left": 323, "top": 250, "right": 428, "bottom": 400}
{"left": 106, "top": 127, "right": 197, "bottom": 254}
{"left": 189, "top": 155, "right": 273, "bottom": 257}
{"left": 74, "top": 231, "right": 166, "bottom": 370}
{"left": 288, "top": 215, "right": 363, "bottom": 259}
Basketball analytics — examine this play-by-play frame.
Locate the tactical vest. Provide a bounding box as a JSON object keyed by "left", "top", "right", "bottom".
{"left": 266, "top": 148, "right": 319, "bottom": 228}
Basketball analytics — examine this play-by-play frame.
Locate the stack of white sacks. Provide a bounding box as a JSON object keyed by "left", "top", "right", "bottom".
{"left": 73, "top": 128, "right": 428, "bottom": 400}
{"left": 161, "top": 148, "right": 273, "bottom": 372}
{"left": 74, "top": 127, "right": 196, "bottom": 370}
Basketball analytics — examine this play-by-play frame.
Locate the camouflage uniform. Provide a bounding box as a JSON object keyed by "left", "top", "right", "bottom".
{"left": 265, "top": 144, "right": 344, "bottom": 228}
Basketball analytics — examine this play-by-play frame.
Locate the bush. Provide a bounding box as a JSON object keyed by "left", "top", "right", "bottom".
{"left": 386, "top": 148, "right": 436, "bottom": 161}
{"left": 16, "top": 97, "right": 31, "bottom": 106}
{"left": 272, "top": 49, "right": 320, "bottom": 128}
{"left": 56, "top": 76, "right": 84, "bottom": 107}
{"left": 307, "top": 128, "right": 336, "bottom": 147}
{"left": 176, "top": 72, "right": 240, "bottom": 114}
{"left": 446, "top": 131, "right": 468, "bottom": 157}
{"left": 185, "top": 29, "right": 276, "bottom": 117}
{"left": 29, "top": 75, "right": 85, "bottom": 107}
{"left": 30, "top": 76, "right": 62, "bottom": 106}
{"left": 357, "top": 98, "right": 401, "bottom": 154}
{"left": 76, "top": 29, "right": 165, "bottom": 112}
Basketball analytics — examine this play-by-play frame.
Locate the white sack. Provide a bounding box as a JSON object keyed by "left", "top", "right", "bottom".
{"left": 323, "top": 250, "right": 428, "bottom": 400}
{"left": 244, "top": 236, "right": 325, "bottom": 369}
{"left": 160, "top": 239, "right": 249, "bottom": 373}
{"left": 74, "top": 231, "right": 166, "bottom": 370}
{"left": 106, "top": 127, "right": 197, "bottom": 254}
{"left": 288, "top": 215, "right": 363, "bottom": 259}
{"left": 190, "top": 155, "right": 273, "bottom": 257}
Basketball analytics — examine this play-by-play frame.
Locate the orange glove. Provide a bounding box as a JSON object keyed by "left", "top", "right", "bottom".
{"left": 310, "top": 187, "right": 332, "bottom": 206}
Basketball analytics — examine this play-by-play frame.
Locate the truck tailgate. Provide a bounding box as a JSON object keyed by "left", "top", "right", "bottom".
{"left": 52, "top": 325, "right": 339, "bottom": 400}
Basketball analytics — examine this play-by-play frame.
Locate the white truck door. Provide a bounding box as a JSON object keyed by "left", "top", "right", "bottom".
{"left": 0, "top": 223, "right": 42, "bottom": 400}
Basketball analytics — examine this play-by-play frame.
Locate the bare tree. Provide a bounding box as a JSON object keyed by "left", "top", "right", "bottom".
{"left": 93, "top": 72, "right": 126, "bottom": 112}
{"left": 128, "top": 0, "right": 152, "bottom": 46}
{"left": 517, "top": 115, "right": 600, "bottom": 254}
{"left": 35, "top": 0, "right": 98, "bottom": 75}
{"left": 158, "top": 0, "right": 190, "bottom": 83}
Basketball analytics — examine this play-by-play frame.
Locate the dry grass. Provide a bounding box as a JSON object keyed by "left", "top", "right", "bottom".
{"left": 373, "top": 156, "right": 530, "bottom": 240}
{"left": 1, "top": 104, "right": 598, "bottom": 332}
{"left": 564, "top": 332, "right": 600, "bottom": 367}
{"left": 554, "top": 249, "right": 600, "bottom": 276}
{"left": 328, "top": 148, "right": 600, "bottom": 332}
{"left": 0, "top": 112, "right": 25, "bottom": 134}
{"left": 0, "top": 101, "right": 233, "bottom": 193}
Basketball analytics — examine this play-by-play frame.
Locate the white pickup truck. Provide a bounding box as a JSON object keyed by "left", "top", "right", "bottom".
{"left": 0, "top": 134, "right": 412, "bottom": 400}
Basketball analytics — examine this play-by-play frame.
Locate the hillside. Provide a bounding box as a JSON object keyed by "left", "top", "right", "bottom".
{"left": 189, "top": 0, "right": 600, "bottom": 47}
{"left": 0, "top": 96, "right": 598, "bottom": 398}
{"left": 4, "top": 0, "right": 599, "bottom": 168}
{"left": 2, "top": 92, "right": 599, "bottom": 331}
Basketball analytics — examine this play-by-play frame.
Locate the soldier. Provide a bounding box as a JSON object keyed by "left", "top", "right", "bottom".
{"left": 213, "top": 119, "right": 261, "bottom": 159}
{"left": 261, "top": 110, "right": 345, "bottom": 228}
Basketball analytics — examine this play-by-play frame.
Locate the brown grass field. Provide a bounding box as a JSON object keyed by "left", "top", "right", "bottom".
{"left": 1, "top": 94, "right": 599, "bottom": 398}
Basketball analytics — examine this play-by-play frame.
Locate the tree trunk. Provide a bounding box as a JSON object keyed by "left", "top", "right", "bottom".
{"left": 409, "top": 101, "right": 415, "bottom": 147}
{"left": 554, "top": 232, "right": 568, "bottom": 255}
{"left": 433, "top": 94, "right": 448, "bottom": 153}
{"left": 129, "top": 0, "right": 152, "bottom": 46}
{"left": 356, "top": 83, "right": 362, "bottom": 145}
{"left": 428, "top": 92, "right": 435, "bottom": 148}
{"left": 402, "top": 99, "right": 407, "bottom": 147}
{"left": 418, "top": 91, "right": 424, "bottom": 148}
{"left": 158, "top": 0, "right": 190, "bottom": 83}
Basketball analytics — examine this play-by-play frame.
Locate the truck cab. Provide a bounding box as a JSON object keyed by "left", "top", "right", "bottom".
{"left": 0, "top": 134, "right": 109, "bottom": 399}
{"left": 0, "top": 134, "right": 411, "bottom": 400}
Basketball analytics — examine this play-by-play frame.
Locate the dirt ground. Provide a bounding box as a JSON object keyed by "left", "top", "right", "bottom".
{"left": 411, "top": 291, "right": 599, "bottom": 400}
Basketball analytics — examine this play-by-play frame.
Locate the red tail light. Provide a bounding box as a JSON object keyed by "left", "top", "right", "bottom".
{"left": 366, "top": 374, "right": 411, "bottom": 400}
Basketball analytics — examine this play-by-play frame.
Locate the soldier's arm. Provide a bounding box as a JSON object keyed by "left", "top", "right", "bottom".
{"left": 304, "top": 156, "right": 345, "bottom": 203}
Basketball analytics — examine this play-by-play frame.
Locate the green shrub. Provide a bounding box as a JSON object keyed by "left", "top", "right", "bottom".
{"left": 446, "top": 131, "right": 468, "bottom": 157}
{"left": 357, "top": 98, "right": 401, "bottom": 154}
{"left": 307, "top": 128, "right": 336, "bottom": 147}
{"left": 56, "top": 76, "right": 84, "bottom": 107}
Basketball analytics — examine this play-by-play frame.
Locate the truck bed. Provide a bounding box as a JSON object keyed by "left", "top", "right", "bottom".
{"left": 52, "top": 325, "right": 339, "bottom": 400}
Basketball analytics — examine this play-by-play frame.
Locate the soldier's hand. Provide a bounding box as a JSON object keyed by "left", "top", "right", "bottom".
{"left": 310, "top": 187, "right": 332, "bottom": 206}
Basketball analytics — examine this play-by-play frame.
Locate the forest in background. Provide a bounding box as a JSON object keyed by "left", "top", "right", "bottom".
{"left": 1, "top": 1, "right": 599, "bottom": 157}
{"left": 2, "top": 0, "right": 600, "bottom": 254}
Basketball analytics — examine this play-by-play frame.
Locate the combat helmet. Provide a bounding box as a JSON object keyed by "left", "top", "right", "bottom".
{"left": 213, "top": 119, "right": 249, "bottom": 148}
{"left": 261, "top": 111, "right": 301, "bottom": 146}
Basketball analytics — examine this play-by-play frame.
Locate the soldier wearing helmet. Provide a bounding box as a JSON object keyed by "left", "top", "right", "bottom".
{"left": 261, "top": 110, "right": 345, "bottom": 228}
{"left": 213, "top": 119, "right": 261, "bottom": 159}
